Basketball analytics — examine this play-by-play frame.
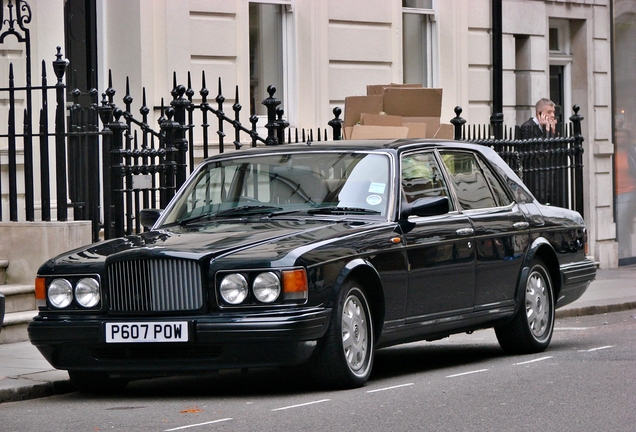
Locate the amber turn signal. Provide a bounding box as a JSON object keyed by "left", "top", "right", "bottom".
{"left": 35, "top": 277, "right": 46, "bottom": 300}
{"left": 282, "top": 269, "right": 308, "bottom": 300}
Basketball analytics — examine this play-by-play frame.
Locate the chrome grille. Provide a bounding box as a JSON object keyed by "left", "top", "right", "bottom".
{"left": 108, "top": 259, "right": 203, "bottom": 312}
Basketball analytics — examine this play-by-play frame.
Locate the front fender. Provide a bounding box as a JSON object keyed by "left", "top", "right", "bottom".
{"left": 329, "top": 258, "right": 386, "bottom": 337}
{"left": 332, "top": 258, "right": 382, "bottom": 300}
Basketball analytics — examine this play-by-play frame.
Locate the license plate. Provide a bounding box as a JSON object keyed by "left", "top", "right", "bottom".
{"left": 105, "top": 322, "right": 188, "bottom": 343}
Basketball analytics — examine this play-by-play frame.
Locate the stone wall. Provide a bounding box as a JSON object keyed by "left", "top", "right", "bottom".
{"left": 0, "top": 222, "right": 92, "bottom": 285}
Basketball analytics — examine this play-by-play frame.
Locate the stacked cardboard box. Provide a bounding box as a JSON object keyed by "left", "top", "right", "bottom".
{"left": 343, "top": 83, "right": 453, "bottom": 140}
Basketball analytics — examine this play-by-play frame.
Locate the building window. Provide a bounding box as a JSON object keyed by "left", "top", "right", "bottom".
{"left": 402, "top": 0, "right": 435, "bottom": 86}
{"left": 249, "top": 1, "right": 294, "bottom": 118}
{"left": 548, "top": 19, "right": 572, "bottom": 131}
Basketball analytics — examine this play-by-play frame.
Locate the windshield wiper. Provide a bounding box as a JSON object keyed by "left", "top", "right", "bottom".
{"left": 267, "top": 209, "right": 304, "bottom": 217}
{"left": 306, "top": 206, "right": 380, "bottom": 215}
{"left": 177, "top": 212, "right": 215, "bottom": 225}
{"left": 177, "top": 205, "right": 284, "bottom": 225}
{"left": 214, "top": 205, "right": 284, "bottom": 218}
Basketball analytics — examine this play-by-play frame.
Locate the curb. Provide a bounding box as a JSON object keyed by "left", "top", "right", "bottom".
{"left": 556, "top": 301, "right": 636, "bottom": 319}
{"left": 0, "top": 379, "right": 74, "bottom": 404}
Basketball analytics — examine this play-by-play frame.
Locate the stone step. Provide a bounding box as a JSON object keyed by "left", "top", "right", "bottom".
{"left": 0, "top": 284, "right": 36, "bottom": 314}
{"left": 0, "top": 259, "right": 8, "bottom": 285}
{"left": 0, "top": 309, "right": 37, "bottom": 344}
{"left": 0, "top": 284, "right": 36, "bottom": 344}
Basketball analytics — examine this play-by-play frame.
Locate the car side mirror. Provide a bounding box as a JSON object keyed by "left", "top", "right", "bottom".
{"left": 139, "top": 209, "right": 162, "bottom": 229}
{"left": 401, "top": 196, "right": 449, "bottom": 219}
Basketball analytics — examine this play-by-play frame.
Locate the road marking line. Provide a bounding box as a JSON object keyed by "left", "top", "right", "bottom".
{"left": 580, "top": 345, "right": 614, "bottom": 352}
{"left": 272, "top": 399, "right": 331, "bottom": 411}
{"left": 555, "top": 327, "right": 589, "bottom": 331}
{"left": 514, "top": 356, "right": 553, "bottom": 365}
{"left": 367, "top": 383, "right": 414, "bottom": 393}
{"left": 446, "top": 369, "right": 489, "bottom": 378}
{"left": 164, "top": 418, "right": 233, "bottom": 431}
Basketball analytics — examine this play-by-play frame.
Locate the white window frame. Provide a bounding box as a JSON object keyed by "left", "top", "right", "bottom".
{"left": 402, "top": 0, "right": 438, "bottom": 87}
{"left": 249, "top": 0, "right": 296, "bottom": 126}
{"left": 549, "top": 19, "right": 573, "bottom": 121}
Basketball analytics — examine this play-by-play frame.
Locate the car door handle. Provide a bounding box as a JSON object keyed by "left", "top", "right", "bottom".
{"left": 513, "top": 221, "right": 530, "bottom": 229}
{"left": 456, "top": 228, "right": 474, "bottom": 236}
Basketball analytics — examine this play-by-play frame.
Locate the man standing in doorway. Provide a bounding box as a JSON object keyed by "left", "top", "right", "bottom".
{"left": 520, "top": 98, "right": 558, "bottom": 139}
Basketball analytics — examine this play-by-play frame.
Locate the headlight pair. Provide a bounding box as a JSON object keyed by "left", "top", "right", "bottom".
{"left": 220, "top": 272, "right": 280, "bottom": 305}
{"left": 218, "top": 269, "right": 307, "bottom": 306}
{"left": 47, "top": 277, "right": 101, "bottom": 309}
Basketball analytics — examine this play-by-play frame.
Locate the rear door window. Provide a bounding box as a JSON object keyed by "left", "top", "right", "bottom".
{"left": 439, "top": 151, "right": 503, "bottom": 210}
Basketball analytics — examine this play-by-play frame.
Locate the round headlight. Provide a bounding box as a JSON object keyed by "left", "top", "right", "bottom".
{"left": 48, "top": 279, "right": 73, "bottom": 308}
{"left": 75, "top": 278, "right": 101, "bottom": 308}
{"left": 253, "top": 272, "right": 281, "bottom": 303}
{"left": 219, "top": 273, "right": 249, "bottom": 305}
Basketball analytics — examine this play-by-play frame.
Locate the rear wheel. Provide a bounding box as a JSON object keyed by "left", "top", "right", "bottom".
{"left": 495, "top": 258, "right": 555, "bottom": 354}
{"left": 68, "top": 370, "right": 129, "bottom": 394}
{"left": 314, "top": 281, "right": 374, "bottom": 389}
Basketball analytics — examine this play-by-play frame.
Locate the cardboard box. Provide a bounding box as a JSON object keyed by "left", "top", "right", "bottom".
{"left": 382, "top": 87, "right": 442, "bottom": 117}
{"left": 404, "top": 122, "right": 427, "bottom": 138}
{"left": 434, "top": 123, "right": 454, "bottom": 140}
{"left": 350, "top": 125, "right": 409, "bottom": 140}
{"left": 366, "top": 83, "right": 423, "bottom": 96}
{"left": 344, "top": 95, "right": 383, "bottom": 128}
{"left": 360, "top": 113, "right": 402, "bottom": 127}
{"left": 343, "top": 85, "right": 444, "bottom": 140}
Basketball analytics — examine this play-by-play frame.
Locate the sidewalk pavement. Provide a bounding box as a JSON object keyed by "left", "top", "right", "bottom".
{"left": 1, "top": 266, "right": 635, "bottom": 404}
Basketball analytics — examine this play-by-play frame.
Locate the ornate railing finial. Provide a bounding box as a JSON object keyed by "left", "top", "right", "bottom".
{"left": 0, "top": 0, "right": 32, "bottom": 43}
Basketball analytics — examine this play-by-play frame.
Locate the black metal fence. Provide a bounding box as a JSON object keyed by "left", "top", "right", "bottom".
{"left": 0, "top": 2, "right": 584, "bottom": 242}
{"left": 0, "top": 40, "right": 345, "bottom": 241}
{"left": 450, "top": 106, "right": 585, "bottom": 216}
{"left": 75, "top": 71, "right": 343, "bottom": 241}
{"left": 0, "top": 47, "right": 586, "bottom": 241}
{"left": 0, "top": 5, "right": 72, "bottom": 225}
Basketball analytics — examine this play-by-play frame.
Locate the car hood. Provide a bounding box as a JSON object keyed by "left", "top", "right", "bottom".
{"left": 38, "top": 218, "right": 380, "bottom": 272}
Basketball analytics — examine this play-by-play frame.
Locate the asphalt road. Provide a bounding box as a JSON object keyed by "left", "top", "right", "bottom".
{"left": 1, "top": 310, "right": 635, "bottom": 432}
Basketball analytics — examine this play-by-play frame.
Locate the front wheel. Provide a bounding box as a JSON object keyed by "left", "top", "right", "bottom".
{"left": 495, "top": 258, "right": 555, "bottom": 354}
{"left": 314, "top": 281, "right": 374, "bottom": 389}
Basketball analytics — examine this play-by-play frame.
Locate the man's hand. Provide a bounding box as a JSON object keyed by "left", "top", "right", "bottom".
{"left": 538, "top": 110, "right": 557, "bottom": 135}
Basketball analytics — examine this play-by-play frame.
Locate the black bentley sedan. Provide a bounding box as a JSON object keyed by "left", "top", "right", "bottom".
{"left": 28, "top": 140, "right": 596, "bottom": 392}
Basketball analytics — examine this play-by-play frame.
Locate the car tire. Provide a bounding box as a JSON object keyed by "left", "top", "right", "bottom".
{"left": 68, "top": 370, "right": 129, "bottom": 394}
{"left": 314, "top": 281, "right": 374, "bottom": 389}
{"left": 495, "top": 258, "right": 555, "bottom": 354}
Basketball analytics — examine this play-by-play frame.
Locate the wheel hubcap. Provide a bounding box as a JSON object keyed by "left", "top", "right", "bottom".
{"left": 342, "top": 294, "right": 369, "bottom": 373}
{"left": 526, "top": 270, "right": 550, "bottom": 339}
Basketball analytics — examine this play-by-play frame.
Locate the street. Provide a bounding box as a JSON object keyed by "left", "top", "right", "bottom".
{"left": 2, "top": 310, "right": 635, "bottom": 432}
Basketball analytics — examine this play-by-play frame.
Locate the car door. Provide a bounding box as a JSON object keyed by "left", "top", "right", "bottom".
{"left": 438, "top": 150, "right": 529, "bottom": 311}
{"left": 401, "top": 151, "right": 476, "bottom": 320}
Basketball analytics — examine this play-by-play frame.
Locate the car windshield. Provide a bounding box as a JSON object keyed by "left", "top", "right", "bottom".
{"left": 160, "top": 151, "right": 392, "bottom": 225}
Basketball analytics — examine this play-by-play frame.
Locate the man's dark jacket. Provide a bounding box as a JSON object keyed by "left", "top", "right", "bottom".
{"left": 519, "top": 118, "right": 548, "bottom": 139}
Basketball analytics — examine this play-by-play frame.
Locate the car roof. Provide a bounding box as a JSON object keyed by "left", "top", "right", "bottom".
{"left": 202, "top": 139, "right": 487, "bottom": 160}
{"left": 198, "top": 139, "right": 531, "bottom": 200}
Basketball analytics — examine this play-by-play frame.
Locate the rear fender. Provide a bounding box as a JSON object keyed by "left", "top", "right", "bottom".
{"left": 513, "top": 237, "right": 560, "bottom": 313}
